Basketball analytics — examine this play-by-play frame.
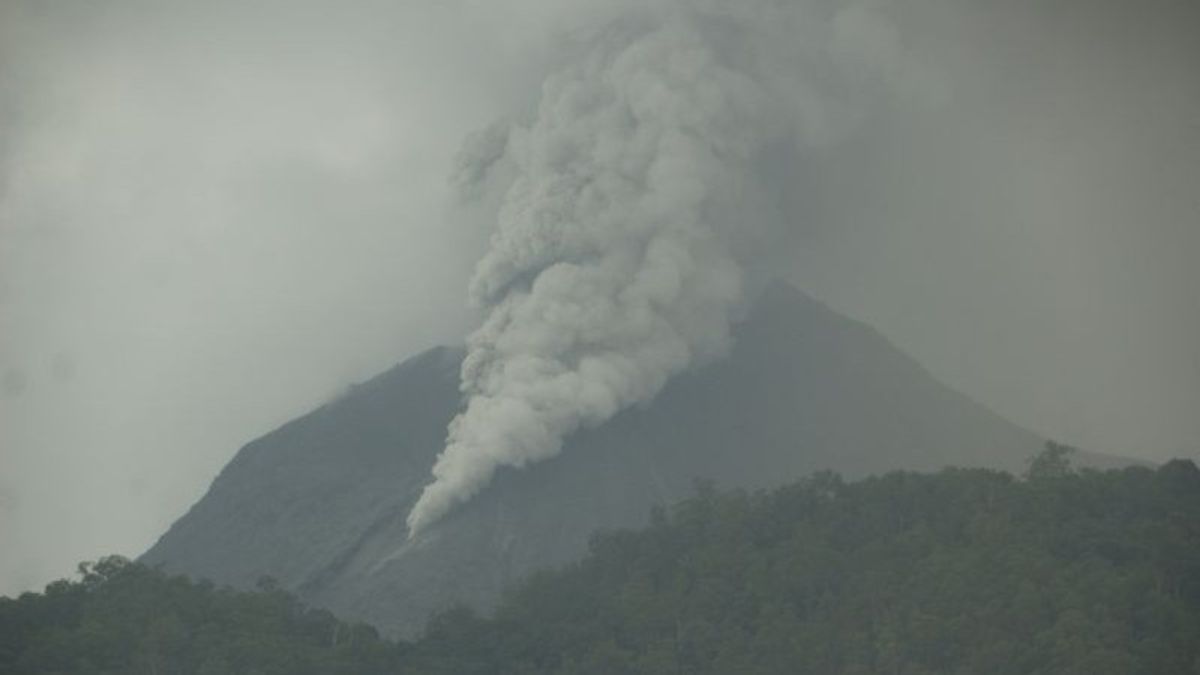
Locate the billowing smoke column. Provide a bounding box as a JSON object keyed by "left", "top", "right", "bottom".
{"left": 407, "top": 1, "right": 909, "bottom": 536}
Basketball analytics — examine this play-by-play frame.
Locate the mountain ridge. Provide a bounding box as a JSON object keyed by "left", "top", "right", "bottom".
{"left": 142, "top": 282, "right": 1131, "bottom": 636}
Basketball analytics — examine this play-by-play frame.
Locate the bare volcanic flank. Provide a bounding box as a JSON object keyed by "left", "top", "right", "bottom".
{"left": 141, "top": 283, "right": 1124, "bottom": 636}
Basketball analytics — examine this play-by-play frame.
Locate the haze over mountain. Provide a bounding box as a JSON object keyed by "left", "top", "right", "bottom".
{"left": 142, "top": 283, "right": 1130, "bottom": 636}
{"left": 4, "top": 0, "right": 1197, "bottom": 599}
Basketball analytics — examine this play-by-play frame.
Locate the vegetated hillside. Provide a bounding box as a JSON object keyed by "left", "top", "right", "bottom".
{"left": 141, "top": 283, "right": 1131, "bottom": 636}
{"left": 0, "top": 557, "right": 400, "bottom": 675}
{"left": 6, "top": 458, "right": 1198, "bottom": 674}
{"left": 408, "top": 456, "right": 1200, "bottom": 674}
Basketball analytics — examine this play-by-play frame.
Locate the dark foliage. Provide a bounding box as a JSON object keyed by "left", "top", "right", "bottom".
{"left": 5, "top": 449, "right": 1199, "bottom": 674}
{"left": 409, "top": 453, "right": 1200, "bottom": 674}
{"left": 0, "top": 557, "right": 401, "bottom": 674}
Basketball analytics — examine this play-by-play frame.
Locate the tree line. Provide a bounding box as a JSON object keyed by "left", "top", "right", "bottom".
{"left": 3, "top": 446, "right": 1199, "bottom": 673}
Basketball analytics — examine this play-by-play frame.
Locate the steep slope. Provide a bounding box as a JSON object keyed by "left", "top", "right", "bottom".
{"left": 141, "top": 283, "right": 1119, "bottom": 636}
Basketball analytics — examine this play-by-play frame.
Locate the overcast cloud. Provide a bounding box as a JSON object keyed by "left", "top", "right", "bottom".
{"left": 2, "top": 0, "right": 1197, "bottom": 595}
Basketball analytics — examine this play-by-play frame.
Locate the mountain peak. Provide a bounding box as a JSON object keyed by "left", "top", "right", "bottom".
{"left": 141, "top": 282, "right": 1118, "bottom": 636}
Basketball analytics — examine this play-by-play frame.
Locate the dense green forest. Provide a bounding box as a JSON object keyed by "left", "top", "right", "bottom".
{"left": 4, "top": 449, "right": 1199, "bottom": 674}
{"left": 0, "top": 557, "right": 399, "bottom": 674}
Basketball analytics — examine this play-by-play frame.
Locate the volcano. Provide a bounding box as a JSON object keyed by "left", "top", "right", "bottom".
{"left": 142, "top": 283, "right": 1128, "bottom": 636}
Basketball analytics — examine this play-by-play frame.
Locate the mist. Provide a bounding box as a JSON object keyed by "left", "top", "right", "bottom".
{"left": 2, "top": 0, "right": 1197, "bottom": 594}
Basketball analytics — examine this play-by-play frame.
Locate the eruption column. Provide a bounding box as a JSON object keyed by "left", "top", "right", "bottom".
{"left": 407, "top": 1, "right": 909, "bottom": 535}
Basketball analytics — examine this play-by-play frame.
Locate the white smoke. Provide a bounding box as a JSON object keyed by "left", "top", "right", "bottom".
{"left": 407, "top": 0, "right": 918, "bottom": 535}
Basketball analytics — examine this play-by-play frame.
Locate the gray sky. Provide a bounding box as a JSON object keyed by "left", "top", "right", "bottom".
{"left": 2, "top": 0, "right": 1197, "bottom": 596}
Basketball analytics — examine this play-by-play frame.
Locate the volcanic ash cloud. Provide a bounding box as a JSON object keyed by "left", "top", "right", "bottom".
{"left": 407, "top": 2, "right": 910, "bottom": 535}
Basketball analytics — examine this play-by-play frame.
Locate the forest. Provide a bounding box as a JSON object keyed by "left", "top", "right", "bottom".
{"left": 3, "top": 447, "right": 1199, "bottom": 674}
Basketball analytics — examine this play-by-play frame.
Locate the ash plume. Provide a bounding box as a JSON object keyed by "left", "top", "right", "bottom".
{"left": 407, "top": 1, "right": 916, "bottom": 536}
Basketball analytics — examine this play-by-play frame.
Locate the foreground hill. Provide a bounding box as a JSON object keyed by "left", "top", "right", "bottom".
{"left": 7, "top": 461, "right": 1198, "bottom": 674}
{"left": 408, "top": 459, "right": 1200, "bottom": 674}
{"left": 0, "top": 557, "right": 398, "bottom": 675}
{"left": 141, "top": 283, "right": 1128, "bottom": 636}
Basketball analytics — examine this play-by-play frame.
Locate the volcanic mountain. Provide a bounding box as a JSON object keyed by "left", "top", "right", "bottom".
{"left": 141, "top": 283, "right": 1126, "bottom": 636}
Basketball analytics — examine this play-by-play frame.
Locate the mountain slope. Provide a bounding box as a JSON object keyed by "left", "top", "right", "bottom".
{"left": 141, "top": 283, "right": 1122, "bottom": 636}
{"left": 405, "top": 462, "right": 1200, "bottom": 674}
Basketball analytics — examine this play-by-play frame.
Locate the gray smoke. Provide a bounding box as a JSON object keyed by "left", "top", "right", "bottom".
{"left": 407, "top": 0, "right": 922, "bottom": 535}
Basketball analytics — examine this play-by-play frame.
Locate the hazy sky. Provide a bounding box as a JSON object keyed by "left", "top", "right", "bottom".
{"left": 2, "top": 0, "right": 1197, "bottom": 596}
